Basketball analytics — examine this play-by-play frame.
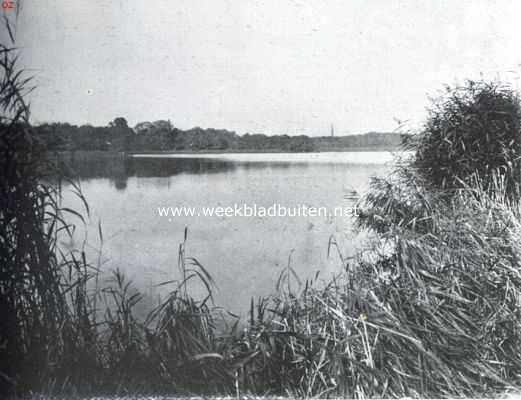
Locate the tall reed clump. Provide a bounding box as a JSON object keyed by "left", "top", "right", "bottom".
{"left": 0, "top": 17, "right": 231, "bottom": 395}
{"left": 141, "top": 229, "right": 234, "bottom": 393}
{"left": 350, "top": 79, "right": 521, "bottom": 396}
{"left": 0, "top": 22, "right": 103, "bottom": 395}
{"left": 227, "top": 80, "right": 521, "bottom": 398}
{"left": 93, "top": 234, "right": 230, "bottom": 395}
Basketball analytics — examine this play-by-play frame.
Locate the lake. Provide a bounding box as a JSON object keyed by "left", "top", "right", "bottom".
{"left": 61, "top": 151, "right": 396, "bottom": 316}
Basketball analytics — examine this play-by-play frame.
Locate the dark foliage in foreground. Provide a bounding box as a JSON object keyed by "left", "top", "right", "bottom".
{"left": 0, "top": 41, "right": 62, "bottom": 393}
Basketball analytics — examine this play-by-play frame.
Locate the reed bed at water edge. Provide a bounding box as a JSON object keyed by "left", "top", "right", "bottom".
{"left": 3, "top": 9, "right": 521, "bottom": 397}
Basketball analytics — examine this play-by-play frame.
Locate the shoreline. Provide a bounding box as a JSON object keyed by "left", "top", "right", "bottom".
{"left": 49, "top": 146, "right": 401, "bottom": 157}
{"left": 127, "top": 146, "right": 401, "bottom": 155}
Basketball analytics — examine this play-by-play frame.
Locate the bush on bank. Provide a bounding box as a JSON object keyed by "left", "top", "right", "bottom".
{"left": 232, "top": 79, "right": 521, "bottom": 397}
{"left": 412, "top": 80, "right": 521, "bottom": 203}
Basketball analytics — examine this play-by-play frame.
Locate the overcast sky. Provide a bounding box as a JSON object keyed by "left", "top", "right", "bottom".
{"left": 9, "top": 0, "right": 521, "bottom": 135}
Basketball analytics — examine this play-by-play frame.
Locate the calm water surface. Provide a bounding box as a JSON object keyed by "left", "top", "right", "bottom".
{"left": 62, "top": 152, "right": 395, "bottom": 315}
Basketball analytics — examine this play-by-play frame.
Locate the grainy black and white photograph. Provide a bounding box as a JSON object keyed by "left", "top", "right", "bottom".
{"left": 3, "top": 1, "right": 521, "bottom": 398}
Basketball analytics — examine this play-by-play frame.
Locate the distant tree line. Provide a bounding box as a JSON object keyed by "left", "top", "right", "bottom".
{"left": 34, "top": 118, "right": 402, "bottom": 152}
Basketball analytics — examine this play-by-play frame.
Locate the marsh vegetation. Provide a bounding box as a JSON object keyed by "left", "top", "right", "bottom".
{"left": 2, "top": 19, "right": 521, "bottom": 398}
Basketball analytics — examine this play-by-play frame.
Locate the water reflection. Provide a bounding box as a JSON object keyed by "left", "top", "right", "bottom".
{"left": 58, "top": 152, "right": 392, "bottom": 315}
{"left": 59, "top": 152, "right": 390, "bottom": 188}
{"left": 58, "top": 155, "right": 330, "bottom": 191}
{"left": 59, "top": 154, "right": 241, "bottom": 189}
